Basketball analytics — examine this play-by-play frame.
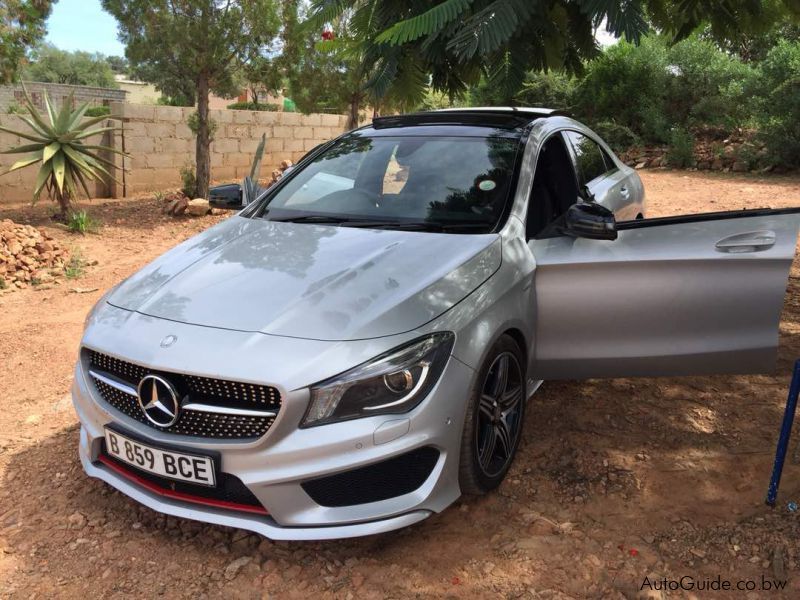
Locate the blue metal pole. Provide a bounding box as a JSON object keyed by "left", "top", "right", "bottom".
{"left": 766, "top": 359, "right": 800, "bottom": 507}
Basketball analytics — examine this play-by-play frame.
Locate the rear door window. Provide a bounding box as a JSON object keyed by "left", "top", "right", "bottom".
{"left": 564, "top": 131, "right": 615, "bottom": 188}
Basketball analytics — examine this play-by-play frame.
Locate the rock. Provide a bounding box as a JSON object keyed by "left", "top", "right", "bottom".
{"left": 0, "top": 220, "right": 70, "bottom": 294}
{"left": 186, "top": 198, "right": 211, "bottom": 217}
{"left": 165, "top": 196, "right": 189, "bottom": 216}
{"left": 67, "top": 512, "right": 86, "bottom": 529}
{"left": 224, "top": 556, "right": 252, "bottom": 581}
{"left": 711, "top": 158, "right": 724, "bottom": 170}
{"left": 732, "top": 161, "right": 749, "bottom": 172}
{"left": 635, "top": 162, "right": 647, "bottom": 170}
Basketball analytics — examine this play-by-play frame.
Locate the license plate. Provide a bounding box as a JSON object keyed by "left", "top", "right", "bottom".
{"left": 104, "top": 428, "right": 217, "bottom": 487}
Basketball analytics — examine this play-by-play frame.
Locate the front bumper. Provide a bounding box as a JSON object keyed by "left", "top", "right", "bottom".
{"left": 72, "top": 331, "right": 475, "bottom": 540}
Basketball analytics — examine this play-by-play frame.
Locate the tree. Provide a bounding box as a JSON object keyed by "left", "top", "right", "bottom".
{"left": 105, "top": 55, "right": 129, "bottom": 74}
{"left": 24, "top": 44, "right": 118, "bottom": 88}
{"left": 308, "top": 0, "right": 800, "bottom": 105}
{"left": 102, "top": 0, "right": 280, "bottom": 200}
{"left": 0, "top": 0, "right": 55, "bottom": 84}
{"left": 236, "top": 0, "right": 301, "bottom": 107}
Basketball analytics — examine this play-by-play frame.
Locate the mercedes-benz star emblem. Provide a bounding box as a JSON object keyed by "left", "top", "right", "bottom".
{"left": 137, "top": 374, "right": 181, "bottom": 427}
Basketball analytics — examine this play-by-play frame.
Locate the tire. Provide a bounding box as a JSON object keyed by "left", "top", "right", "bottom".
{"left": 458, "top": 334, "right": 527, "bottom": 495}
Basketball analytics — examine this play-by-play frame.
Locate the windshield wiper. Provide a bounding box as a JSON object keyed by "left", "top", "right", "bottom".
{"left": 343, "top": 221, "right": 494, "bottom": 232}
{"left": 268, "top": 214, "right": 355, "bottom": 224}
{"left": 268, "top": 215, "right": 494, "bottom": 232}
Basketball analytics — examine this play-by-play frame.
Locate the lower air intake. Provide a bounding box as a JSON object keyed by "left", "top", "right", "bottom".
{"left": 301, "top": 447, "right": 439, "bottom": 507}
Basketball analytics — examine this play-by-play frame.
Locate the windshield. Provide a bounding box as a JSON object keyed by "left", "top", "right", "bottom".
{"left": 254, "top": 133, "right": 521, "bottom": 233}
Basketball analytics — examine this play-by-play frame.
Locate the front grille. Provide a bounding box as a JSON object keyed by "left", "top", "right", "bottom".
{"left": 301, "top": 447, "right": 440, "bottom": 507}
{"left": 99, "top": 449, "right": 266, "bottom": 514}
{"left": 86, "top": 350, "right": 281, "bottom": 441}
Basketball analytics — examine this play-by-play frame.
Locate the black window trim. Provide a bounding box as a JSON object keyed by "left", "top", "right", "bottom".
{"left": 561, "top": 129, "right": 620, "bottom": 189}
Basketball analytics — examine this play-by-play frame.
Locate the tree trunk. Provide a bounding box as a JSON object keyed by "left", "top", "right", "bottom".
{"left": 346, "top": 93, "right": 360, "bottom": 130}
{"left": 195, "top": 73, "right": 211, "bottom": 200}
{"left": 56, "top": 189, "right": 72, "bottom": 220}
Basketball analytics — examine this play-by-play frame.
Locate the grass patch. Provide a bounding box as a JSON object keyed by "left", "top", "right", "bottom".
{"left": 64, "top": 251, "right": 88, "bottom": 279}
{"left": 0, "top": 278, "right": 6, "bottom": 290}
{"left": 67, "top": 210, "right": 100, "bottom": 235}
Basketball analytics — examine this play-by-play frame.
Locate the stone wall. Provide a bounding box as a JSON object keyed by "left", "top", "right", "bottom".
{"left": 0, "top": 103, "right": 349, "bottom": 203}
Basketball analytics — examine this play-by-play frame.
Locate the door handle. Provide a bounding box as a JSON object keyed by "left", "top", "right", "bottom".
{"left": 715, "top": 230, "right": 777, "bottom": 253}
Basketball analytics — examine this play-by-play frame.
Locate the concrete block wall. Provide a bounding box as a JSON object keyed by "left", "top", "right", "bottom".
{"left": 0, "top": 81, "right": 127, "bottom": 112}
{"left": 0, "top": 102, "right": 349, "bottom": 202}
{"left": 114, "top": 103, "right": 349, "bottom": 196}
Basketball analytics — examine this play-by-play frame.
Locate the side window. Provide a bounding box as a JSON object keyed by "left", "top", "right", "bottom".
{"left": 526, "top": 134, "right": 580, "bottom": 239}
{"left": 564, "top": 131, "right": 614, "bottom": 188}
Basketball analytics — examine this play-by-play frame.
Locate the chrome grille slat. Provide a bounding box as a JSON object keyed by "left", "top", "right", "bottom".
{"left": 86, "top": 350, "right": 281, "bottom": 441}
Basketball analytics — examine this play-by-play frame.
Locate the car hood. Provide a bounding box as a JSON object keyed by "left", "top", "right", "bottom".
{"left": 108, "top": 216, "right": 501, "bottom": 341}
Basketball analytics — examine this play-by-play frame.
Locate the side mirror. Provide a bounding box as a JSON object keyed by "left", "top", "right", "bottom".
{"left": 563, "top": 202, "right": 617, "bottom": 240}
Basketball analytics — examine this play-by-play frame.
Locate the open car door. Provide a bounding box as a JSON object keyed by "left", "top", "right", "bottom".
{"left": 530, "top": 208, "right": 800, "bottom": 379}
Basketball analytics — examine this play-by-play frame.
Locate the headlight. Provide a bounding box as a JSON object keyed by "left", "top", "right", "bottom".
{"left": 301, "top": 332, "right": 454, "bottom": 427}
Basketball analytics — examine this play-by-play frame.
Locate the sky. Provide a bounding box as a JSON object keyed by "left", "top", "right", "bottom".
{"left": 45, "top": 0, "right": 124, "bottom": 57}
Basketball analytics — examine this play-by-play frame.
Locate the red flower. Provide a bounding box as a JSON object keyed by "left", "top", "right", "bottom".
{"left": 321, "top": 30, "right": 334, "bottom": 41}
{"left": 629, "top": 548, "right": 639, "bottom": 557}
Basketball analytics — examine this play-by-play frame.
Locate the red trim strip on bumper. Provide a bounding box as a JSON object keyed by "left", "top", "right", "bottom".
{"left": 97, "top": 455, "right": 269, "bottom": 515}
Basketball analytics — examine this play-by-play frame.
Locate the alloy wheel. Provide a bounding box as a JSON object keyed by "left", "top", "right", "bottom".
{"left": 475, "top": 351, "right": 524, "bottom": 478}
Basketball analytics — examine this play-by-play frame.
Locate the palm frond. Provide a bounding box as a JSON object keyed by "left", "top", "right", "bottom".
{"left": 577, "top": 0, "right": 649, "bottom": 43}
{"left": 446, "top": 0, "right": 539, "bottom": 60}
{"left": 4, "top": 156, "right": 41, "bottom": 174}
{"left": 305, "top": 0, "right": 352, "bottom": 30}
{"left": 375, "top": 0, "right": 473, "bottom": 46}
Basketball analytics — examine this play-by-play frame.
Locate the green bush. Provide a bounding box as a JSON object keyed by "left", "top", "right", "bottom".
{"left": 226, "top": 101, "right": 280, "bottom": 112}
{"left": 180, "top": 165, "right": 197, "bottom": 198}
{"left": 574, "top": 37, "right": 671, "bottom": 143}
{"left": 85, "top": 105, "right": 111, "bottom": 117}
{"left": 591, "top": 121, "right": 641, "bottom": 152}
{"left": 514, "top": 71, "right": 576, "bottom": 110}
{"left": 755, "top": 39, "right": 800, "bottom": 168}
{"left": 67, "top": 210, "right": 100, "bottom": 234}
{"left": 664, "top": 35, "right": 757, "bottom": 131}
{"left": 666, "top": 128, "right": 695, "bottom": 167}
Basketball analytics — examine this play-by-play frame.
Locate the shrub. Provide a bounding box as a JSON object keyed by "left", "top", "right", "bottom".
{"left": 574, "top": 37, "right": 670, "bottom": 144}
{"left": 591, "top": 121, "right": 641, "bottom": 152}
{"left": 754, "top": 39, "right": 800, "bottom": 168}
{"left": 6, "top": 103, "right": 24, "bottom": 114}
{"left": 180, "top": 165, "right": 197, "bottom": 198}
{"left": 664, "top": 35, "right": 757, "bottom": 132}
{"left": 187, "top": 110, "right": 218, "bottom": 141}
{"left": 226, "top": 101, "right": 280, "bottom": 112}
{"left": 67, "top": 210, "right": 100, "bottom": 234}
{"left": 514, "top": 71, "right": 576, "bottom": 110}
{"left": 64, "top": 251, "right": 87, "bottom": 279}
{"left": 85, "top": 105, "right": 111, "bottom": 117}
{"left": 666, "top": 127, "right": 695, "bottom": 167}
{"left": 0, "top": 89, "right": 128, "bottom": 218}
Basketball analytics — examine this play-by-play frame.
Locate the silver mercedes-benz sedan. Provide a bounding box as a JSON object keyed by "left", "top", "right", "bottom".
{"left": 73, "top": 108, "right": 799, "bottom": 540}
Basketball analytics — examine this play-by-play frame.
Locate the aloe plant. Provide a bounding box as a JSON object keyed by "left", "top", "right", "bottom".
{"left": 0, "top": 89, "right": 128, "bottom": 217}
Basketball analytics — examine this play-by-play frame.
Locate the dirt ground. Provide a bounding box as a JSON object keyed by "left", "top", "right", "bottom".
{"left": 3, "top": 170, "right": 800, "bottom": 599}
